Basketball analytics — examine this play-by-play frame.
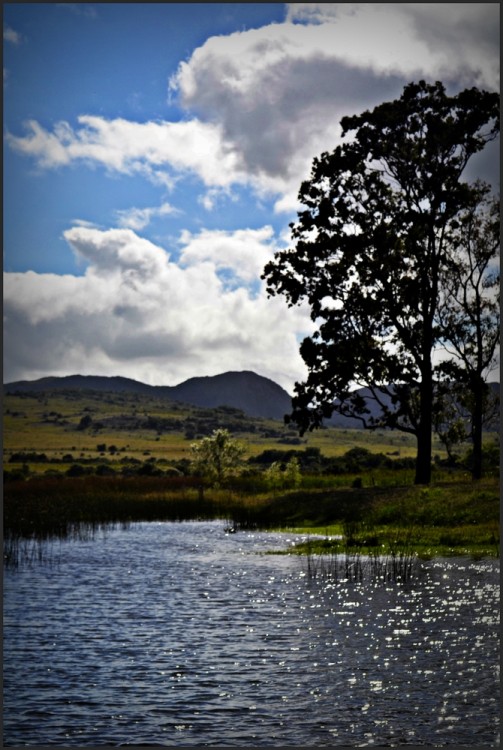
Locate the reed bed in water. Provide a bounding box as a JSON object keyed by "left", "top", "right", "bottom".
{"left": 297, "top": 520, "right": 420, "bottom": 582}
{"left": 3, "top": 525, "right": 99, "bottom": 568}
{"left": 3, "top": 475, "right": 270, "bottom": 566}
{"left": 4, "top": 475, "right": 220, "bottom": 532}
{"left": 304, "top": 547, "right": 419, "bottom": 583}
{"left": 4, "top": 475, "right": 499, "bottom": 567}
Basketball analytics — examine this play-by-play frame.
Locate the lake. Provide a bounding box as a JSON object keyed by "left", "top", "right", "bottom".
{"left": 3, "top": 521, "right": 500, "bottom": 747}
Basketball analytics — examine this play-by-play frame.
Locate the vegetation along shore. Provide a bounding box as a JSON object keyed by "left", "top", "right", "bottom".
{"left": 4, "top": 387, "right": 499, "bottom": 566}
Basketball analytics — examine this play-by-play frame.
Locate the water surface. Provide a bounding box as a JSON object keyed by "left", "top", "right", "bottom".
{"left": 4, "top": 521, "right": 500, "bottom": 746}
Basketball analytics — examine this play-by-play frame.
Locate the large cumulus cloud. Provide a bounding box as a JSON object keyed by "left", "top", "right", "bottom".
{"left": 168, "top": 2, "right": 500, "bottom": 204}
{"left": 7, "top": 4, "right": 499, "bottom": 211}
{"left": 4, "top": 226, "right": 313, "bottom": 391}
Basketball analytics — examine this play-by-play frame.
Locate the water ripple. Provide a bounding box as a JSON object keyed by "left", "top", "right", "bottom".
{"left": 4, "top": 521, "right": 499, "bottom": 746}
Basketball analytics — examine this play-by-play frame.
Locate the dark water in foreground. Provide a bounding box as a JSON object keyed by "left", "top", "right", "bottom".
{"left": 3, "top": 521, "right": 500, "bottom": 747}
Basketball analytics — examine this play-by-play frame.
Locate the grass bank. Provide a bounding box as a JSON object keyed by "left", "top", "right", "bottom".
{"left": 256, "top": 481, "right": 500, "bottom": 558}
{"left": 3, "top": 473, "right": 499, "bottom": 562}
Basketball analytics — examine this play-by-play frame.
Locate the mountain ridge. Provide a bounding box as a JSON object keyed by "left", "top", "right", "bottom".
{"left": 5, "top": 372, "right": 499, "bottom": 429}
{"left": 4, "top": 371, "right": 293, "bottom": 421}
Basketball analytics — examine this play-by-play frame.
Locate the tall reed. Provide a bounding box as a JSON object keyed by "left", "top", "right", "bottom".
{"left": 304, "top": 544, "right": 419, "bottom": 583}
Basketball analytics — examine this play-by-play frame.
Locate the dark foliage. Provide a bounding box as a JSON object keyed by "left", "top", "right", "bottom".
{"left": 262, "top": 80, "right": 499, "bottom": 484}
{"left": 249, "top": 445, "right": 416, "bottom": 475}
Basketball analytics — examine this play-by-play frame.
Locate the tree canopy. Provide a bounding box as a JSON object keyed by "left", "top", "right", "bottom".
{"left": 435, "top": 183, "right": 500, "bottom": 477}
{"left": 190, "top": 428, "right": 246, "bottom": 487}
{"left": 262, "top": 80, "right": 499, "bottom": 484}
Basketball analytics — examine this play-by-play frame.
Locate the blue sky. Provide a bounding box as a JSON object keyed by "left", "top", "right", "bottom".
{"left": 3, "top": 3, "right": 499, "bottom": 390}
{"left": 4, "top": 3, "right": 287, "bottom": 276}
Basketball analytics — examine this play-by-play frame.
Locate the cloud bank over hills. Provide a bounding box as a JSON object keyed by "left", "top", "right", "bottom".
{"left": 4, "top": 3, "right": 499, "bottom": 392}
{"left": 5, "top": 225, "right": 313, "bottom": 391}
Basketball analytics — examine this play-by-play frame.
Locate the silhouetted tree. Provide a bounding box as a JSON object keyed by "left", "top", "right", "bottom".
{"left": 262, "top": 80, "right": 499, "bottom": 484}
{"left": 435, "top": 185, "right": 500, "bottom": 478}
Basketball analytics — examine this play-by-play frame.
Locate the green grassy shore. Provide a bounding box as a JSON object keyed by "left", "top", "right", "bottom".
{"left": 4, "top": 389, "right": 500, "bottom": 563}
{"left": 4, "top": 474, "right": 499, "bottom": 561}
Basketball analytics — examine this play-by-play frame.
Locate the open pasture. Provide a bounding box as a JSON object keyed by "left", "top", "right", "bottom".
{"left": 4, "top": 389, "right": 446, "bottom": 470}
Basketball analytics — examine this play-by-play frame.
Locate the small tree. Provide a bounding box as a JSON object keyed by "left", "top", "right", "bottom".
{"left": 431, "top": 382, "right": 470, "bottom": 464}
{"left": 190, "top": 429, "right": 246, "bottom": 487}
{"left": 265, "top": 457, "right": 302, "bottom": 492}
{"left": 284, "top": 456, "right": 302, "bottom": 488}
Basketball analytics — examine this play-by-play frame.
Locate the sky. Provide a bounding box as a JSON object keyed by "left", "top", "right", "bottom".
{"left": 3, "top": 3, "right": 500, "bottom": 393}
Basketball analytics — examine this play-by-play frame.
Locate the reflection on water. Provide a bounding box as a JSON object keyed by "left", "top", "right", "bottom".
{"left": 3, "top": 521, "right": 500, "bottom": 746}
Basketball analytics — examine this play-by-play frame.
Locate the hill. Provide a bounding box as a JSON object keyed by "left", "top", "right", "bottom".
{"left": 168, "top": 371, "right": 291, "bottom": 419}
{"left": 327, "top": 382, "right": 500, "bottom": 431}
{"left": 4, "top": 371, "right": 293, "bottom": 421}
{"left": 4, "top": 372, "right": 499, "bottom": 429}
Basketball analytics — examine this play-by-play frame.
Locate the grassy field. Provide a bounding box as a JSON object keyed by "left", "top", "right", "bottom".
{"left": 4, "top": 389, "right": 500, "bottom": 562}
{"left": 4, "top": 388, "right": 446, "bottom": 466}
{"left": 269, "top": 481, "right": 500, "bottom": 558}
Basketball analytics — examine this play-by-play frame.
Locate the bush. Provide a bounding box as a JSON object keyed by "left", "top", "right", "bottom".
{"left": 77, "top": 415, "right": 93, "bottom": 430}
{"left": 265, "top": 457, "right": 302, "bottom": 491}
{"left": 137, "top": 462, "right": 163, "bottom": 477}
{"left": 66, "top": 464, "right": 88, "bottom": 477}
{"left": 462, "top": 442, "right": 500, "bottom": 474}
{"left": 9, "top": 452, "right": 48, "bottom": 463}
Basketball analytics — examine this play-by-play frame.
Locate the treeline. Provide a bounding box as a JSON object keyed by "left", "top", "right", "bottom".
{"left": 76, "top": 410, "right": 262, "bottom": 437}
{"left": 6, "top": 443, "right": 498, "bottom": 484}
{"left": 249, "top": 446, "right": 416, "bottom": 473}
{"left": 253, "top": 444, "right": 500, "bottom": 475}
{"left": 4, "top": 453, "right": 180, "bottom": 481}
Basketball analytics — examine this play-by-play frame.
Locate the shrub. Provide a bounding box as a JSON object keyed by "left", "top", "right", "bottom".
{"left": 190, "top": 429, "right": 246, "bottom": 487}
{"left": 66, "top": 464, "right": 88, "bottom": 477}
{"left": 265, "top": 457, "right": 302, "bottom": 491}
{"left": 77, "top": 415, "right": 93, "bottom": 430}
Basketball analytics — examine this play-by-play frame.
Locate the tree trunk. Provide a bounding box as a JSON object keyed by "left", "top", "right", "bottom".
{"left": 471, "top": 378, "right": 484, "bottom": 480}
{"left": 415, "top": 372, "right": 433, "bottom": 485}
{"left": 415, "top": 423, "right": 432, "bottom": 484}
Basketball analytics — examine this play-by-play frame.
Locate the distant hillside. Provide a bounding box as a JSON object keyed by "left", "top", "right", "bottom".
{"left": 4, "top": 373, "right": 499, "bottom": 429}
{"left": 327, "top": 382, "right": 500, "bottom": 431}
{"left": 169, "top": 371, "right": 292, "bottom": 419}
{"left": 4, "top": 371, "right": 293, "bottom": 421}
{"left": 4, "top": 374, "right": 153, "bottom": 395}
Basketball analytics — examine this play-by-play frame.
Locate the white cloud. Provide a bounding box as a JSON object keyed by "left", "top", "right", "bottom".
{"left": 197, "top": 186, "right": 236, "bottom": 212}
{"left": 4, "top": 26, "right": 23, "bottom": 88}
{"left": 71, "top": 218, "right": 101, "bottom": 229}
{"left": 6, "top": 116, "right": 246, "bottom": 188}
{"left": 3, "top": 26, "right": 22, "bottom": 45}
{"left": 115, "top": 202, "right": 180, "bottom": 231}
{"left": 7, "top": 5, "right": 497, "bottom": 213}
{"left": 63, "top": 226, "right": 170, "bottom": 280}
{"left": 4, "top": 226, "right": 313, "bottom": 391}
{"left": 179, "top": 226, "right": 277, "bottom": 284}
